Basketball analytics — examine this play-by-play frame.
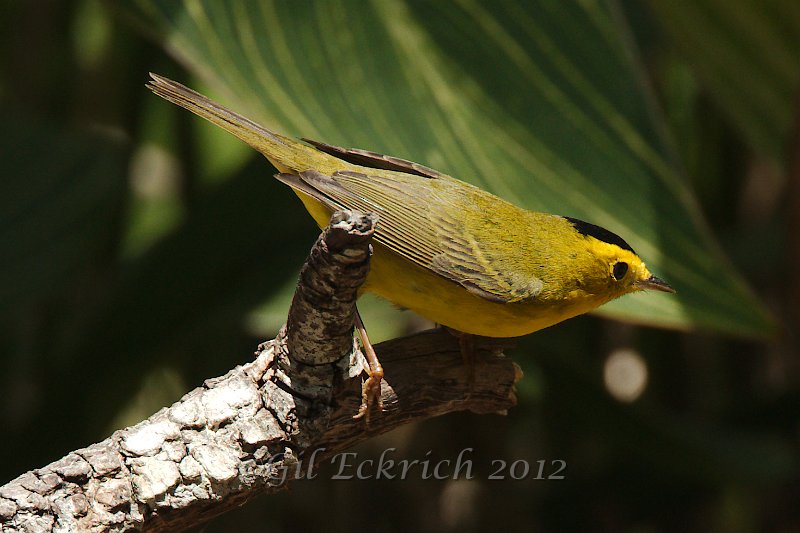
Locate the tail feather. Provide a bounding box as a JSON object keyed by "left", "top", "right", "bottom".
{"left": 147, "top": 73, "right": 321, "bottom": 173}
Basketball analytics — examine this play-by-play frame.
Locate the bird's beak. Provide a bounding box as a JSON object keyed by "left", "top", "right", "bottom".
{"left": 636, "top": 275, "right": 676, "bottom": 293}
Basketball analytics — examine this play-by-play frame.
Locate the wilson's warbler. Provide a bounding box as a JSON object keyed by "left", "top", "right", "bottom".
{"left": 147, "top": 73, "right": 673, "bottom": 414}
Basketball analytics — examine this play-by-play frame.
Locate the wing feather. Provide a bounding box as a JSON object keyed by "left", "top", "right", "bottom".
{"left": 303, "top": 138, "right": 445, "bottom": 179}
{"left": 286, "top": 169, "right": 542, "bottom": 303}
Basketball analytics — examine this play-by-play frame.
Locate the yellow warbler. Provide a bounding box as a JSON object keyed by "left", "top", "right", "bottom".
{"left": 148, "top": 73, "right": 672, "bottom": 334}
{"left": 147, "top": 73, "right": 673, "bottom": 413}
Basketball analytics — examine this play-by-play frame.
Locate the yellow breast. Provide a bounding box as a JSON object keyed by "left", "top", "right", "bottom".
{"left": 365, "top": 243, "right": 608, "bottom": 337}
{"left": 296, "top": 190, "right": 610, "bottom": 338}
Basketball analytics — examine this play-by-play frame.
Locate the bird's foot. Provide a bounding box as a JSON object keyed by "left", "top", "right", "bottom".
{"left": 444, "top": 327, "right": 477, "bottom": 392}
{"left": 353, "top": 311, "right": 384, "bottom": 424}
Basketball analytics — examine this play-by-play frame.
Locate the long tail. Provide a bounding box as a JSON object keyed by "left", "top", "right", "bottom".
{"left": 146, "top": 73, "right": 325, "bottom": 173}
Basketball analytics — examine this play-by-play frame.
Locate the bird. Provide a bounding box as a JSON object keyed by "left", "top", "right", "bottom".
{"left": 147, "top": 73, "right": 674, "bottom": 418}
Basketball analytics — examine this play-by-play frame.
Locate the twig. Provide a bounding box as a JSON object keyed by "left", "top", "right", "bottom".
{"left": 0, "top": 211, "right": 519, "bottom": 532}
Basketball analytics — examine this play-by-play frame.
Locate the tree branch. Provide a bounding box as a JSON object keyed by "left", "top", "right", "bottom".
{"left": 0, "top": 211, "right": 520, "bottom": 532}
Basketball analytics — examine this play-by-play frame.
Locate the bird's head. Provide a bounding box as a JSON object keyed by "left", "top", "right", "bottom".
{"left": 564, "top": 217, "right": 675, "bottom": 298}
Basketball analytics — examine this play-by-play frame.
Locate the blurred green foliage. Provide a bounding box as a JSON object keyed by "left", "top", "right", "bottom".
{"left": 1, "top": 1, "right": 798, "bottom": 531}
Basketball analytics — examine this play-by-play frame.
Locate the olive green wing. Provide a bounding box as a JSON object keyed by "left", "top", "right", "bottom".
{"left": 276, "top": 169, "right": 543, "bottom": 304}
{"left": 302, "top": 138, "right": 446, "bottom": 180}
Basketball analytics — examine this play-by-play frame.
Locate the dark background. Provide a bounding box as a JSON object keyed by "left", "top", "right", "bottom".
{"left": 1, "top": 1, "right": 798, "bottom": 531}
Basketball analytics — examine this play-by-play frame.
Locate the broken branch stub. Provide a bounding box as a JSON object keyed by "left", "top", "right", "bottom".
{"left": 275, "top": 210, "right": 377, "bottom": 406}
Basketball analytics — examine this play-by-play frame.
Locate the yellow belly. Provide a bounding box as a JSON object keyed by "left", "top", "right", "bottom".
{"left": 295, "top": 191, "right": 604, "bottom": 338}
{"left": 364, "top": 244, "right": 597, "bottom": 337}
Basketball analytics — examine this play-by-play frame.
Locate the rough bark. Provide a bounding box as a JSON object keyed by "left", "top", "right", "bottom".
{"left": 0, "top": 211, "right": 520, "bottom": 532}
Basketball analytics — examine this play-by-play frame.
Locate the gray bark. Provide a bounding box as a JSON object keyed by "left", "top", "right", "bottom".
{"left": 0, "top": 211, "right": 520, "bottom": 532}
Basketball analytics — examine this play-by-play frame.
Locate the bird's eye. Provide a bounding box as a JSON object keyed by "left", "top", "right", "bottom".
{"left": 612, "top": 262, "right": 628, "bottom": 281}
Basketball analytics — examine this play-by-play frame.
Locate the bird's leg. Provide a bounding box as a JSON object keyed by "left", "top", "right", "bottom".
{"left": 459, "top": 333, "right": 477, "bottom": 391}
{"left": 445, "top": 327, "right": 477, "bottom": 390}
{"left": 353, "top": 309, "right": 384, "bottom": 423}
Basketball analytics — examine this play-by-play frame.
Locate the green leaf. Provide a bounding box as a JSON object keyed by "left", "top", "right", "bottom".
{"left": 649, "top": 0, "right": 800, "bottom": 160}
{"left": 0, "top": 111, "right": 127, "bottom": 314}
{"left": 127, "top": 0, "right": 772, "bottom": 337}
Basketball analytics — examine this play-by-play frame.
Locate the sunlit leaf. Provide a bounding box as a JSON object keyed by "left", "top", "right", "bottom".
{"left": 127, "top": 0, "right": 773, "bottom": 336}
